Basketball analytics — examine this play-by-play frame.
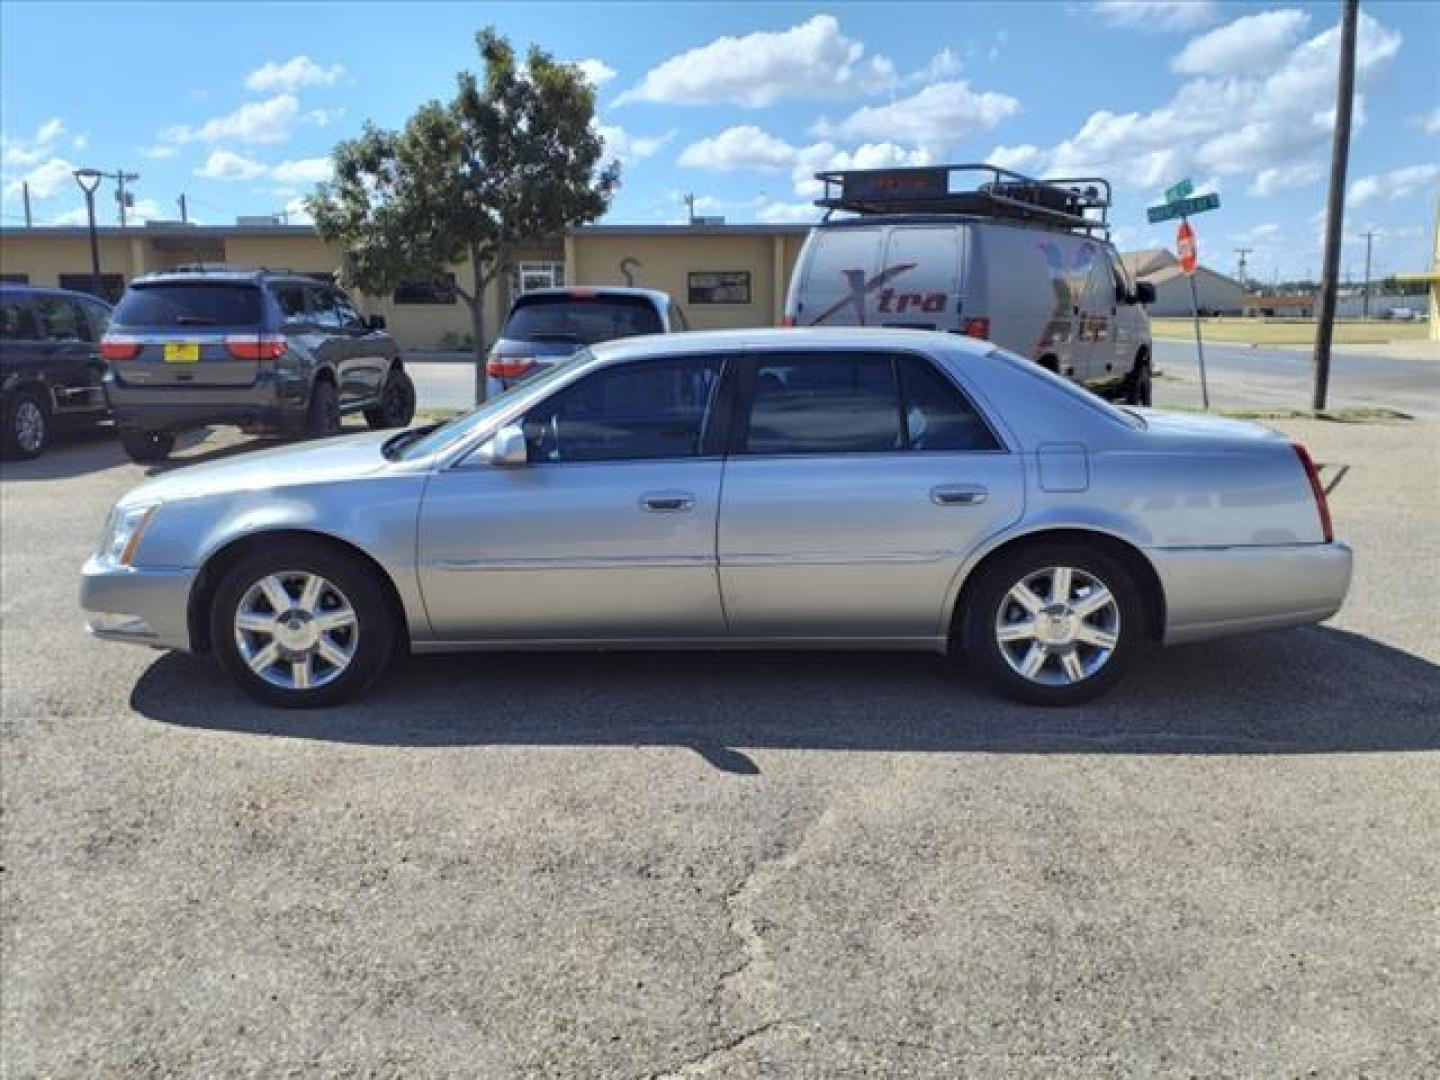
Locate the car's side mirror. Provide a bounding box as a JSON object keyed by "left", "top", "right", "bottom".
{"left": 364, "top": 314, "right": 387, "bottom": 331}
{"left": 1135, "top": 282, "right": 1156, "bottom": 305}
{"left": 480, "top": 423, "right": 528, "bottom": 467}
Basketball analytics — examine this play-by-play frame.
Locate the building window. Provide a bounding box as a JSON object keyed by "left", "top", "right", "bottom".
{"left": 58, "top": 273, "right": 125, "bottom": 304}
{"left": 511, "top": 262, "right": 565, "bottom": 296}
{"left": 0, "top": 273, "right": 29, "bottom": 285}
{"left": 393, "top": 274, "right": 458, "bottom": 305}
{"left": 688, "top": 271, "right": 751, "bottom": 305}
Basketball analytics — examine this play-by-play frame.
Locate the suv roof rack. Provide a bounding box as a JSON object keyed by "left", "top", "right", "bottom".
{"left": 814, "top": 163, "right": 1111, "bottom": 237}
{"left": 142, "top": 265, "right": 333, "bottom": 279}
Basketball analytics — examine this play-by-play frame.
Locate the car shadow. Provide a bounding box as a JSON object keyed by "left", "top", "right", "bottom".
{"left": 130, "top": 626, "right": 1439, "bottom": 773}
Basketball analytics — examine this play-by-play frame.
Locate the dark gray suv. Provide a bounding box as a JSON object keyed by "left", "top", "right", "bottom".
{"left": 102, "top": 268, "right": 415, "bottom": 462}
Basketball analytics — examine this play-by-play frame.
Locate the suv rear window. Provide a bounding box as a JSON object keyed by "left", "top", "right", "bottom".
{"left": 113, "top": 283, "right": 262, "bottom": 328}
{"left": 503, "top": 294, "right": 663, "bottom": 346}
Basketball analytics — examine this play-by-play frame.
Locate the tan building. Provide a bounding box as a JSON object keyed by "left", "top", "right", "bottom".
{"left": 1120, "top": 248, "right": 1245, "bottom": 316}
{"left": 0, "top": 221, "right": 809, "bottom": 350}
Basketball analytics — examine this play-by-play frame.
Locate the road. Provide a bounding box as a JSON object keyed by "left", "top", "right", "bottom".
{"left": 3, "top": 418, "right": 1438, "bottom": 1076}
{"left": 405, "top": 340, "right": 1440, "bottom": 419}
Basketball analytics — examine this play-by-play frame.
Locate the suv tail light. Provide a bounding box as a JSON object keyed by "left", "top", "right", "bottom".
{"left": 1292, "top": 443, "right": 1334, "bottom": 543}
{"left": 781, "top": 314, "right": 796, "bottom": 327}
{"left": 225, "top": 334, "right": 287, "bottom": 360}
{"left": 99, "top": 336, "right": 142, "bottom": 361}
{"left": 486, "top": 355, "right": 535, "bottom": 380}
{"left": 961, "top": 317, "right": 990, "bottom": 340}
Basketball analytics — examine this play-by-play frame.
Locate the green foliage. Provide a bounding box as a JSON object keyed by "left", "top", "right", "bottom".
{"left": 308, "top": 28, "right": 619, "bottom": 314}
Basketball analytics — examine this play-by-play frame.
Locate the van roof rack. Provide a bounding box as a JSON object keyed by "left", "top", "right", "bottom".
{"left": 814, "top": 164, "right": 1111, "bottom": 237}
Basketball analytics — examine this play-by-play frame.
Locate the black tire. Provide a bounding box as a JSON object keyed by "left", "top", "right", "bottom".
{"left": 118, "top": 428, "right": 176, "bottom": 463}
{"left": 1125, "top": 355, "right": 1153, "bottom": 407}
{"left": 209, "top": 539, "right": 398, "bottom": 708}
{"left": 364, "top": 368, "right": 417, "bottom": 430}
{"left": 303, "top": 378, "right": 342, "bottom": 439}
{"left": 2, "top": 387, "right": 50, "bottom": 460}
{"left": 960, "top": 541, "right": 1147, "bottom": 706}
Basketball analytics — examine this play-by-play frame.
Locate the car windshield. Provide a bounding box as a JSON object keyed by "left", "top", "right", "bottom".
{"left": 502, "top": 294, "right": 663, "bottom": 345}
{"left": 388, "top": 349, "right": 595, "bottom": 461}
{"left": 113, "top": 283, "right": 262, "bottom": 327}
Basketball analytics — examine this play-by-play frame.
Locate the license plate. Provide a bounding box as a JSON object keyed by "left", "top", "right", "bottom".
{"left": 163, "top": 342, "right": 200, "bottom": 363}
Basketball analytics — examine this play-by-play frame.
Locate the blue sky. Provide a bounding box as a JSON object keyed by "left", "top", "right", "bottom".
{"left": 2, "top": 1, "right": 1436, "bottom": 282}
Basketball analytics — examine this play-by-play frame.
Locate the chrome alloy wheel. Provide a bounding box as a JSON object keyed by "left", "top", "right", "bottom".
{"left": 14, "top": 399, "right": 45, "bottom": 454}
{"left": 234, "top": 571, "right": 359, "bottom": 690}
{"left": 994, "top": 566, "right": 1120, "bottom": 686}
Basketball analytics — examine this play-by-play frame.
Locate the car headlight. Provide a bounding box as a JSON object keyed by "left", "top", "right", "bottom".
{"left": 99, "top": 503, "right": 160, "bottom": 567}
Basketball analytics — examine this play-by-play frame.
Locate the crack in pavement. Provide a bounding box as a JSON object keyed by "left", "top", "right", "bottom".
{"left": 643, "top": 1017, "right": 807, "bottom": 1079}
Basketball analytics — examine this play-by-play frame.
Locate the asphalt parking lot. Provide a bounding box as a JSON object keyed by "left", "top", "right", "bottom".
{"left": 3, "top": 416, "right": 1438, "bottom": 1076}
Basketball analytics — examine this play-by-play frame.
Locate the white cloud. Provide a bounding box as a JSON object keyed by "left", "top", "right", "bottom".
{"left": 1, "top": 117, "right": 66, "bottom": 167}
{"left": 194, "top": 149, "right": 268, "bottom": 181}
{"left": 1349, "top": 164, "right": 1440, "bottom": 207}
{"left": 1233, "top": 221, "right": 1284, "bottom": 246}
{"left": 1093, "top": 1, "right": 1216, "bottom": 31}
{"left": 305, "top": 107, "right": 345, "bottom": 127}
{"left": 616, "top": 15, "right": 895, "bottom": 107}
{"left": 790, "top": 141, "right": 933, "bottom": 198}
{"left": 597, "top": 124, "right": 675, "bottom": 164}
{"left": 71, "top": 133, "right": 89, "bottom": 151}
{"left": 283, "top": 196, "right": 315, "bottom": 225}
{"left": 813, "top": 80, "right": 1020, "bottom": 152}
{"left": 1418, "top": 107, "right": 1440, "bottom": 137}
{"left": 245, "top": 56, "right": 345, "bottom": 93}
{"left": 1033, "top": 10, "right": 1402, "bottom": 196}
{"left": 571, "top": 59, "right": 617, "bottom": 87}
{"left": 754, "top": 199, "right": 822, "bottom": 224}
{"left": 678, "top": 126, "right": 797, "bottom": 172}
{"left": 3, "top": 156, "right": 77, "bottom": 199}
{"left": 270, "top": 156, "right": 332, "bottom": 185}
{"left": 907, "top": 47, "right": 962, "bottom": 86}
{"left": 49, "top": 207, "right": 91, "bottom": 227}
{"left": 986, "top": 144, "right": 1042, "bottom": 173}
{"left": 1172, "top": 9, "right": 1310, "bottom": 76}
{"left": 139, "top": 144, "right": 178, "bottom": 160}
{"left": 164, "top": 94, "right": 301, "bottom": 145}
{"left": 125, "top": 197, "right": 164, "bottom": 224}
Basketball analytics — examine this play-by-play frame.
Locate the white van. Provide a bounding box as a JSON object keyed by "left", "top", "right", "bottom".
{"left": 784, "top": 165, "right": 1156, "bottom": 405}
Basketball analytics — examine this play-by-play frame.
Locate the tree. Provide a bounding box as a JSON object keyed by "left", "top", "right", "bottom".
{"left": 308, "top": 28, "right": 620, "bottom": 399}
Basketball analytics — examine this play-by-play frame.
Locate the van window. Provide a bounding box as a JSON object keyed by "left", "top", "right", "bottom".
{"left": 114, "top": 284, "right": 262, "bottom": 327}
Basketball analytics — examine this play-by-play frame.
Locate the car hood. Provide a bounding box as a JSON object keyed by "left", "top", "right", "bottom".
{"left": 1132, "top": 409, "right": 1286, "bottom": 442}
{"left": 119, "top": 429, "right": 401, "bottom": 508}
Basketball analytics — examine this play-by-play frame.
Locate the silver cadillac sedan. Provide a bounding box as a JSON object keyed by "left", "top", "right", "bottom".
{"left": 81, "top": 328, "right": 1351, "bottom": 708}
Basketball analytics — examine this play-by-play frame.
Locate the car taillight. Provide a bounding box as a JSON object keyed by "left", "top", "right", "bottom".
{"left": 961, "top": 317, "right": 990, "bottom": 340}
{"left": 1293, "top": 443, "right": 1334, "bottom": 543}
{"left": 99, "top": 336, "right": 142, "bottom": 361}
{"left": 781, "top": 314, "right": 796, "bottom": 327}
{"left": 225, "top": 334, "right": 287, "bottom": 360}
{"left": 486, "top": 355, "right": 535, "bottom": 380}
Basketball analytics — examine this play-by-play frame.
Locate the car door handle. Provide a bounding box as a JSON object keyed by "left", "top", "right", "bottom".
{"left": 930, "top": 484, "right": 987, "bottom": 506}
{"left": 640, "top": 491, "right": 695, "bottom": 513}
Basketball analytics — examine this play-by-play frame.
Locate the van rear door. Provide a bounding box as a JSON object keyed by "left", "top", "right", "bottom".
{"left": 792, "top": 227, "right": 882, "bottom": 327}
{"left": 876, "top": 226, "right": 962, "bottom": 330}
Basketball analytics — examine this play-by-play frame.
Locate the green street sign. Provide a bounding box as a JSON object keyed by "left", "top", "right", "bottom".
{"left": 1164, "top": 178, "right": 1194, "bottom": 203}
{"left": 1147, "top": 192, "right": 1221, "bottom": 223}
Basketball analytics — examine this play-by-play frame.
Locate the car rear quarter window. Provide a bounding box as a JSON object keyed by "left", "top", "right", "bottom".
{"left": 114, "top": 283, "right": 262, "bottom": 328}
{"left": 897, "top": 354, "right": 1000, "bottom": 451}
{"left": 504, "top": 294, "right": 664, "bottom": 346}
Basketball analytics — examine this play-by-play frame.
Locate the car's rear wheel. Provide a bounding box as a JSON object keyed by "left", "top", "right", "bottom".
{"left": 3, "top": 388, "right": 50, "bottom": 460}
{"left": 961, "top": 542, "right": 1145, "bottom": 705}
{"left": 304, "top": 379, "right": 341, "bottom": 439}
{"left": 118, "top": 428, "right": 176, "bottom": 463}
{"left": 210, "top": 541, "right": 397, "bottom": 707}
{"left": 364, "top": 368, "right": 416, "bottom": 430}
{"left": 1125, "top": 354, "right": 1152, "bottom": 407}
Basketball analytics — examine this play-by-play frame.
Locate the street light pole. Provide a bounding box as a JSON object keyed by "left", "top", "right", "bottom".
{"left": 73, "top": 169, "right": 104, "bottom": 299}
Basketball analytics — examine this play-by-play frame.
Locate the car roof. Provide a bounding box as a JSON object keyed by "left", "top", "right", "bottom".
{"left": 131, "top": 267, "right": 328, "bottom": 286}
{"left": 515, "top": 286, "right": 671, "bottom": 306}
{"left": 0, "top": 283, "right": 112, "bottom": 305}
{"left": 590, "top": 326, "right": 994, "bottom": 362}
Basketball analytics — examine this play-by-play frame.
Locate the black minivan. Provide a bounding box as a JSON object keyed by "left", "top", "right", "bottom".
{"left": 102, "top": 268, "right": 415, "bottom": 462}
{"left": 1, "top": 284, "right": 112, "bottom": 460}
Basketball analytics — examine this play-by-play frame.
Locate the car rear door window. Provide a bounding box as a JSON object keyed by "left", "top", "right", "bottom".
{"left": 113, "top": 284, "right": 262, "bottom": 327}
{"left": 522, "top": 357, "right": 723, "bottom": 463}
{"left": 897, "top": 355, "right": 1001, "bottom": 451}
{"left": 742, "top": 352, "right": 902, "bottom": 455}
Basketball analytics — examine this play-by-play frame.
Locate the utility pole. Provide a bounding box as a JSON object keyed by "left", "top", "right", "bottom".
{"left": 114, "top": 169, "right": 140, "bottom": 227}
{"left": 22, "top": 181, "right": 33, "bottom": 227}
{"left": 683, "top": 193, "right": 695, "bottom": 224}
{"left": 1360, "top": 230, "right": 1376, "bottom": 320}
{"left": 1312, "top": 0, "right": 1358, "bottom": 412}
{"left": 1234, "top": 247, "right": 1253, "bottom": 289}
{"left": 178, "top": 194, "right": 188, "bottom": 224}
{"left": 72, "top": 169, "right": 104, "bottom": 298}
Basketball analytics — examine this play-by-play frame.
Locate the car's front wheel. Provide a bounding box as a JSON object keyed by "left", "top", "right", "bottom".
{"left": 210, "top": 540, "right": 398, "bottom": 707}
{"left": 364, "top": 368, "right": 416, "bottom": 430}
{"left": 961, "top": 542, "right": 1146, "bottom": 705}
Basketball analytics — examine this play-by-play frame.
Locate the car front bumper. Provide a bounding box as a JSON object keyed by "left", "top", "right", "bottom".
{"left": 1150, "top": 541, "right": 1354, "bottom": 645}
{"left": 80, "top": 555, "right": 198, "bottom": 651}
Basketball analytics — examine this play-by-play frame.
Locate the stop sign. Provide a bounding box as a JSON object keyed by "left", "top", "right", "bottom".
{"left": 1176, "top": 219, "right": 1198, "bottom": 276}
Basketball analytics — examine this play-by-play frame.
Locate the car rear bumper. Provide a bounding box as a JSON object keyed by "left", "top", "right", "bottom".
{"left": 1150, "top": 541, "right": 1353, "bottom": 645}
{"left": 104, "top": 372, "right": 298, "bottom": 433}
{"left": 79, "top": 555, "right": 197, "bottom": 651}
